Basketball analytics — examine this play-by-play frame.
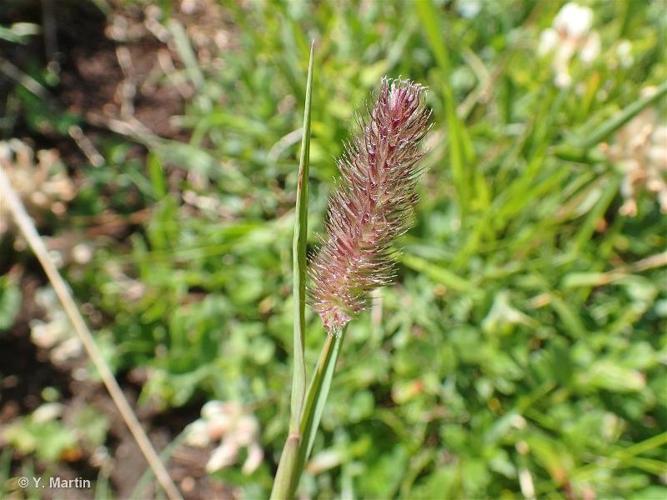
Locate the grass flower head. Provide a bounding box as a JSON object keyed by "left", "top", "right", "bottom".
{"left": 310, "top": 77, "right": 431, "bottom": 333}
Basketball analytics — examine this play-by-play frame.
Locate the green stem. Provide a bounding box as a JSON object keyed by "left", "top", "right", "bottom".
{"left": 271, "top": 328, "right": 346, "bottom": 500}
{"left": 298, "top": 329, "right": 345, "bottom": 466}
{"left": 271, "top": 434, "right": 302, "bottom": 500}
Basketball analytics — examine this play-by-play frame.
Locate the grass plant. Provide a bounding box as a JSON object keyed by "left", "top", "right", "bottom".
{"left": 1, "top": 0, "right": 667, "bottom": 497}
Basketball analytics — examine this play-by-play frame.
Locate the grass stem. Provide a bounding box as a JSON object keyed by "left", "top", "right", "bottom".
{"left": 0, "top": 164, "right": 183, "bottom": 500}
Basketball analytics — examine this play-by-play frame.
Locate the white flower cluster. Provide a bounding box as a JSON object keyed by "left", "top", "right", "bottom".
{"left": 538, "top": 3, "right": 601, "bottom": 88}
{"left": 30, "top": 287, "right": 83, "bottom": 365}
{"left": 602, "top": 88, "right": 667, "bottom": 216}
{"left": 184, "top": 400, "right": 264, "bottom": 474}
{"left": 103, "top": 261, "right": 147, "bottom": 302}
{"left": 0, "top": 139, "right": 75, "bottom": 234}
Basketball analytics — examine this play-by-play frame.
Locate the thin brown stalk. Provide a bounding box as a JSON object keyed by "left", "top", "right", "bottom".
{"left": 0, "top": 163, "right": 182, "bottom": 500}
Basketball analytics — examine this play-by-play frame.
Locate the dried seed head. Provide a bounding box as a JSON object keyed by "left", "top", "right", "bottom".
{"left": 309, "top": 77, "right": 431, "bottom": 333}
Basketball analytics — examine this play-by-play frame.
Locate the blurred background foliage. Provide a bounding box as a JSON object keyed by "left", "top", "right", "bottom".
{"left": 1, "top": 0, "right": 667, "bottom": 498}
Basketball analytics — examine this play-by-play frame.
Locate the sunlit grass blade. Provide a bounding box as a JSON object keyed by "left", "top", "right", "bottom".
{"left": 271, "top": 41, "right": 314, "bottom": 500}
{"left": 416, "top": 0, "right": 476, "bottom": 218}
{"left": 300, "top": 328, "right": 345, "bottom": 461}
{"left": 167, "top": 19, "right": 205, "bottom": 91}
{"left": 291, "top": 41, "right": 315, "bottom": 430}
{"left": 399, "top": 253, "right": 476, "bottom": 294}
{"left": 570, "top": 176, "right": 620, "bottom": 253}
{"left": 577, "top": 79, "right": 667, "bottom": 149}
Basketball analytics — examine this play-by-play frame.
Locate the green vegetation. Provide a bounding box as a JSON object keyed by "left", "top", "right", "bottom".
{"left": 1, "top": 0, "right": 666, "bottom": 498}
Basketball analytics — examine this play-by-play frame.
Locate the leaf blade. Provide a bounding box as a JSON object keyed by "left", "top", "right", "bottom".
{"left": 290, "top": 41, "right": 315, "bottom": 431}
{"left": 300, "top": 329, "right": 345, "bottom": 464}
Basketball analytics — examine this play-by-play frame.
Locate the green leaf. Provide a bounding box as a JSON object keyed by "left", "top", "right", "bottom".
{"left": 415, "top": 0, "right": 476, "bottom": 218}
{"left": 0, "top": 278, "right": 21, "bottom": 331}
{"left": 290, "top": 40, "right": 315, "bottom": 431}
{"left": 0, "top": 23, "right": 40, "bottom": 44}
{"left": 147, "top": 152, "right": 167, "bottom": 199}
{"left": 271, "top": 42, "right": 316, "bottom": 500}
{"left": 570, "top": 176, "right": 621, "bottom": 253}
{"left": 399, "top": 253, "right": 476, "bottom": 294}
{"left": 631, "top": 487, "right": 667, "bottom": 500}
{"left": 527, "top": 434, "right": 574, "bottom": 486}
{"left": 577, "top": 80, "right": 667, "bottom": 148}
{"left": 300, "top": 328, "right": 345, "bottom": 462}
{"left": 581, "top": 360, "right": 646, "bottom": 393}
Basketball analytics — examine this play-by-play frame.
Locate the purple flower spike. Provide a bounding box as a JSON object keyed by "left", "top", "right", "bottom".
{"left": 310, "top": 78, "right": 432, "bottom": 333}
